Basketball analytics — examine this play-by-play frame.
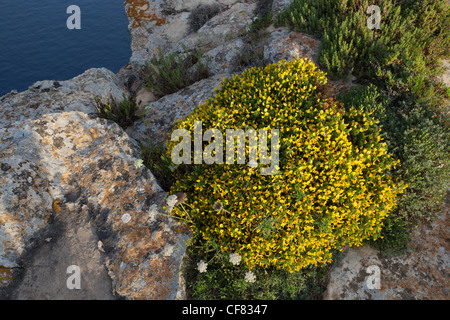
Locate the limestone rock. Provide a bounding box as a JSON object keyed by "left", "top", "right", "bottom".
{"left": 271, "top": 0, "right": 292, "bottom": 16}
{"left": 0, "top": 72, "right": 190, "bottom": 299}
{"left": 136, "top": 87, "right": 156, "bottom": 107}
{"left": 135, "top": 87, "right": 157, "bottom": 116}
{"left": 200, "top": 37, "right": 245, "bottom": 76}
{"left": 126, "top": 73, "right": 226, "bottom": 147}
{"left": 264, "top": 27, "right": 320, "bottom": 65}
{"left": 117, "top": 64, "right": 145, "bottom": 96}
{"left": 125, "top": 0, "right": 174, "bottom": 68}
{"left": 125, "top": 0, "right": 258, "bottom": 70}
{"left": 324, "top": 201, "right": 449, "bottom": 300}
{"left": 171, "top": 0, "right": 239, "bottom": 12}
{"left": 190, "top": 2, "right": 256, "bottom": 50}
{"left": 439, "top": 59, "right": 450, "bottom": 88}
{"left": 0, "top": 68, "right": 125, "bottom": 127}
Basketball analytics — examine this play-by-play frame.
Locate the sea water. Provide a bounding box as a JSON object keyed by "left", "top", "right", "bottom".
{"left": 0, "top": 1, "right": 131, "bottom": 97}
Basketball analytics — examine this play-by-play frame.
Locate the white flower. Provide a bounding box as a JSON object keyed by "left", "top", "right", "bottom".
{"left": 134, "top": 159, "right": 144, "bottom": 169}
{"left": 166, "top": 194, "right": 178, "bottom": 211}
{"left": 197, "top": 260, "right": 208, "bottom": 273}
{"left": 229, "top": 253, "right": 241, "bottom": 266}
{"left": 244, "top": 271, "right": 256, "bottom": 283}
{"left": 248, "top": 160, "right": 258, "bottom": 168}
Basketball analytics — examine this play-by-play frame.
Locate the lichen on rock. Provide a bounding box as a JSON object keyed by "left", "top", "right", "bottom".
{"left": 0, "top": 72, "right": 190, "bottom": 300}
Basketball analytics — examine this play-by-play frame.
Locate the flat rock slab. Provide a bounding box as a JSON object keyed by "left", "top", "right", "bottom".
{"left": 324, "top": 194, "right": 450, "bottom": 300}
{"left": 7, "top": 209, "right": 116, "bottom": 300}
{"left": 264, "top": 27, "right": 320, "bottom": 65}
{"left": 0, "top": 68, "right": 125, "bottom": 127}
{"left": 1, "top": 80, "right": 191, "bottom": 299}
{"left": 126, "top": 73, "right": 226, "bottom": 146}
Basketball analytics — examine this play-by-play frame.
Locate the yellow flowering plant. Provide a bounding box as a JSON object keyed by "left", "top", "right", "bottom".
{"left": 167, "top": 58, "right": 405, "bottom": 272}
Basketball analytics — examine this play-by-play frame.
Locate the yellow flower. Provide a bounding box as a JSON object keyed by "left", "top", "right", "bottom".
{"left": 166, "top": 58, "right": 404, "bottom": 271}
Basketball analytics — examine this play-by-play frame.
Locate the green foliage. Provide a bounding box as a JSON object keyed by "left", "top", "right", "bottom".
{"left": 393, "top": 109, "right": 449, "bottom": 218}
{"left": 139, "top": 140, "right": 174, "bottom": 191}
{"left": 94, "top": 93, "right": 139, "bottom": 129}
{"left": 183, "top": 238, "right": 329, "bottom": 299}
{"left": 277, "top": 0, "right": 450, "bottom": 80}
{"left": 338, "top": 85, "right": 450, "bottom": 253}
{"left": 370, "top": 213, "right": 413, "bottom": 255}
{"left": 275, "top": 0, "right": 343, "bottom": 36}
{"left": 188, "top": 4, "right": 222, "bottom": 33}
{"left": 234, "top": 0, "right": 274, "bottom": 71}
{"left": 278, "top": 0, "right": 450, "bottom": 255}
{"left": 248, "top": 0, "right": 274, "bottom": 33}
{"left": 144, "top": 46, "right": 210, "bottom": 98}
{"left": 168, "top": 59, "right": 405, "bottom": 271}
{"left": 235, "top": 30, "right": 270, "bottom": 71}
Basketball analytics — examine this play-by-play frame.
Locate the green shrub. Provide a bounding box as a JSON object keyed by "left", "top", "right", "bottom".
{"left": 393, "top": 109, "right": 449, "bottom": 218}
{"left": 370, "top": 213, "right": 413, "bottom": 254}
{"left": 139, "top": 140, "right": 174, "bottom": 191}
{"left": 94, "top": 93, "right": 139, "bottom": 129}
{"left": 278, "top": 0, "right": 449, "bottom": 255}
{"left": 248, "top": 0, "right": 274, "bottom": 33}
{"left": 167, "top": 59, "right": 405, "bottom": 272}
{"left": 339, "top": 85, "right": 449, "bottom": 220}
{"left": 277, "top": 0, "right": 450, "bottom": 80}
{"left": 188, "top": 4, "right": 222, "bottom": 33}
{"left": 338, "top": 85, "right": 450, "bottom": 252}
{"left": 144, "top": 46, "right": 210, "bottom": 98}
{"left": 234, "top": 30, "right": 270, "bottom": 71}
{"left": 183, "top": 237, "right": 330, "bottom": 299}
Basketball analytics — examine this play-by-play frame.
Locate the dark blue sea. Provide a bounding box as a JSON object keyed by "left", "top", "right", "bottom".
{"left": 0, "top": 1, "right": 131, "bottom": 97}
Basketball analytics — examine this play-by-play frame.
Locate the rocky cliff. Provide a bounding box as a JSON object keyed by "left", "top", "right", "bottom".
{"left": 0, "top": 0, "right": 448, "bottom": 300}
{"left": 0, "top": 0, "right": 309, "bottom": 300}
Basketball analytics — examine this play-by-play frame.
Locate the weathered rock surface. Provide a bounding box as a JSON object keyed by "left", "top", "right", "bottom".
{"left": 201, "top": 38, "right": 245, "bottom": 76}
{"left": 5, "top": 0, "right": 447, "bottom": 301}
{"left": 324, "top": 194, "right": 450, "bottom": 300}
{"left": 180, "top": 2, "right": 257, "bottom": 51}
{"left": 271, "top": 0, "right": 292, "bottom": 16}
{"left": 439, "top": 59, "right": 450, "bottom": 88}
{"left": 135, "top": 87, "right": 157, "bottom": 116}
{"left": 264, "top": 27, "right": 320, "bottom": 65}
{"left": 124, "top": 0, "right": 258, "bottom": 69}
{"left": 0, "top": 71, "right": 190, "bottom": 299}
{"left": 172, "top": 0, "right": 238, "bottom": 12}
{"left": 126, "top": 73, "right": 226, "bottom": 146}
{"left": 0, "top": 68, "right": 125, "bottom": 127}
